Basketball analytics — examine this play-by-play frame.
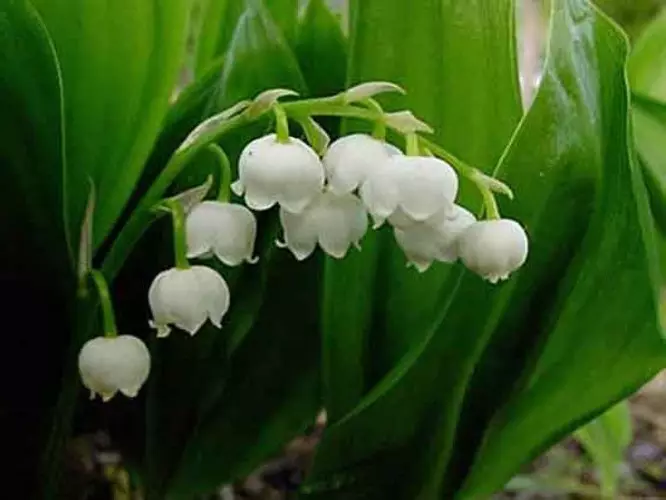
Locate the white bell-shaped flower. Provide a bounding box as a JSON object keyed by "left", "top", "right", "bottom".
{"left": 186, "top": 201, "right": 258, "bottom": 266}
{"left": 78, "top": 335, "right": 150, "bottom": 402}
{"left": 394, "top": 205, "right": 476, "bottom": 272}
{"left": 360, "top": 155, "right": 458, "bottom": 228}
{"left": 458, "top": 219, "right": 529, "bottom": 284}
{"left": 148, "top": 265, "right": 230, "bottom": 337}
{"left": 323, "top": 134, "right": 402, "bottom": 195}
{"left": 232, "top": 133, "right": 325, "bottom": 213}
{"left": 278, "top": 190, "right": 368, "bottom": 260}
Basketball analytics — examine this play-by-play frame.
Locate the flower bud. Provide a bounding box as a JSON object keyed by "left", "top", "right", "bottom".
{"left": 323, "top": 134, "right": 401, "bottom": 195}
{"left": 186, "top": 201, "right": 257, "bottom": 266}
{"left": 232, "top": 133, "right": 325, "bottom": 213}
{"left": 148, "top": 266, "right": 230, "bottom": 337}
{"left": 360, "top": 155, "right": 458, "bottom": 228}
{"left": 394, "top": 205, "right": 476, "bottom": 272}
{"left": 278, "top": 191, "right": 368, "bottom": 260}
{"left": 458, "top": 219, "right": 529, "bottom": 283}
{"left": 78, "top": 335, "right": 150, "bottom": 402}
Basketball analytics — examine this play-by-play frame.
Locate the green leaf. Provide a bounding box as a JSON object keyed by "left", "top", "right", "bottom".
{"left": 30, "top": 0, "right": 192, "bottom": 251}
{"left": 574, "top": 401, "right": 632, "bottom": 497}
{"left": 294, "top": 0, "right": 347, "bottom": 97}
{"left": 0, "top": 0, "right": 73, "bottom": 493}
{"left": 208, "top": 0, "right": 307, "bottom": 111}
{"left": 632, "top": 94, "right": 666, "bottom": 236}
{"left": 318, "top": 0, "right": 521, "bottom": 430}
{"left": 131, "top": 4, "right": 317, "bottom": 496}
{"left": 0, "top": 0, "right": 67, "bottom": 265}
{"left": 194, "top": 0, "right": 299, "bottom": 77}
{"left": 167, "top": 254, "right": 322, "bottom": 497}
{"left": 308, "top": 1, "right": 665, "bottom": 499}
{"left": 628, "top": 7, "right": 666, "bottom": 102}
{"left": 457, "top": 2, "right": 665, "bottom": 497}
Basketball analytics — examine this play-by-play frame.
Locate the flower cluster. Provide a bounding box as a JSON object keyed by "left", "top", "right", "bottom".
{"left": 232, "top": 131, "right": 528, "bottom": 278}
{"left": 77, "top": 84, "right": 530, "bottom": 403}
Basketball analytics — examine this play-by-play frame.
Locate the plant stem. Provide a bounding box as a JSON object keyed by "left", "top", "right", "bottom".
{"left": 207, "top": 144, "right": 232, "bottom": 202}
{"left": 479, "top": 184, "right": 501, "bottom": 219}
{"left": 405, "top": 133, "right": 420, "bottom": 156}
{"left": 362, "top": 98, "right": 387, "bottom": 139}
{"left": 90, "top": 269, "right": 118, "bottom": 337}
{"left": 273, "top": 104, "right": 290, "bottom": 143}
{"left": 101, "top": 92, "right": 509, "bottom": 283}
{"left": 166, "top": 199, "right": 190, "bottom": 269}
{"left": 101, "top": 112, "right": 246, "bottom": 280}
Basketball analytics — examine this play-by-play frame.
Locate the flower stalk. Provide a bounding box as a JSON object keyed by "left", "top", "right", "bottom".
{"left": 89, "top": 270, "right": 118, "bottom": 338}
{"left": 206, "top": 143, "right": 232, "bottom": 202}
{"left": 166, "top": 199, "right": 190, "bottom": 270}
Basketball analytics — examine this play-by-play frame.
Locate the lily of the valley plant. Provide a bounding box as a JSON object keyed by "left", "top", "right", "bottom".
{"left": 8, "top": 1, "right": 666, "bottom": 499}
{"left": 80, "top": 84, "right": 529, "bottom": 401}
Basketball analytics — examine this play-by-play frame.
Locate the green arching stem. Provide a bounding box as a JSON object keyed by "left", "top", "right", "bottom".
{"left": 418, "top": 136, "right": 476, "bottom": 177}
{"left": 405, "top": 133, "right": 420, "bottom": 156}
{"left": 102, "top": 112, "right": 246, "bottom": 280}
{"left": 273, "top": 104, "right": 290, "bottom": 143}
{"left": 101, "top": 92, "right": 512, "bottom": 283}
{"left": 166, "top": 199, "right": 190, "bottom": 270}
{"left": 207, "top": 143, "right": 232, "bottom": 202}
{"left": 90, "top": 270, "right": 118, "bottom": 338}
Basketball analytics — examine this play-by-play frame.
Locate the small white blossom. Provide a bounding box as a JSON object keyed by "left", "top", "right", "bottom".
{"left": 360, "top": 155, "right": 458, "bottom": 228}
{"left": 278, "top": 191, "right": 368, "bottom": 260}
{"left": 232, "top": 133, "right": 325, "bottom": 213}
{"left": 186, "top": 201, "right": 258, "bottom": 266}
{"left": 394, "top": 205, "right": 476, "bottom": 272}
{"left": 458, "top": 219, "right": 529, "bottom": 284}
{"left": 78, "top": 335, "right": 150, "bottom": 402}
{"left": 148, "top": 266, "right": 230, "bottom": 337}
{"left": 323, "top": 134, "right": 401, "bottom": 195}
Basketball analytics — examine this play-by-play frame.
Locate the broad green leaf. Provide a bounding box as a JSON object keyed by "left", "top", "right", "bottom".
{"left": 574, "top": 401, "right": 632, "bottom": 497}
{"left": 632, "top": 94, "right": 666, "bottom": 235}
{"left": 628, "top": 7, "right": 666, "bottom": 102}
{"left": 167, "top": 254, "right": 322, "bottom": 497}
{"left": 458, "top": 2, "right": 665, "bottom": 497}
{"left": 131, "top": 4, "right": 316, "bottom": 496}
{"left": 0, "top": 1, "right": 72, "bottom": 494}
{"left": 30, "top": 0, "right": 191, "bottom": 251}
{"left": 308, "top": 1, "right": 665, "bottom": 499}
{"left": 208, "top": 1, "right": 307, "bottom": 112}
{"left": 294, "top": 0, "right": 347, "bottom": 97}
{"left": 319, "top": 0, "right": 521, "bottom": 426}
{"left": 194, "top": 0, "right": 299, "bottom": 77}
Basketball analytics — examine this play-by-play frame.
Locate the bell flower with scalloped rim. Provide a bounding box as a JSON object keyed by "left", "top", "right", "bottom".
{"left": 458, "top": 219, "right": 529, "bottom": 284}
{"left": 360, "top": 155, "right": 458, "bottom": 228}
{"left": 78, "top": 335, "right": 151, "bottom": 402}
{"left": 323, "top": 133, "right": 402, "bottom": 195}
{"left": 186, "top": 201, "right": 258, "bottom": 266}
{"left": 278, "top": 190, "right": 368, "bottom": 260}
{"left": 148, "top": 265, "right": 230, "bottom": 337}
{"left": 394, "top": 205, "right": 476, "bottom": 272}
{"left": 231, "top": 133, "right": 325, "bottom": 213}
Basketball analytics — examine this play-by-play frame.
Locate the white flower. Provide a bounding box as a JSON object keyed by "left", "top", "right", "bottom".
{"left": 394, "top": 205, "right": 476, "bottom": 272}
{"left": 278, "top": 190, "right": 368, "bottom": 260}
{"left": 323, "top": 134, "right": 401, "bottom": 195}
{"left": 148, "top": 266, "right": 230, "bottom": 337}
{"left": 186, "top": 201, "right": 258, "bottom": 266}
{"left": 360, "top": 155, "right": 458, "bottom": 228}
{"left": 458, "top": 219, "right": 529, "bottom": 284}
{"left": 231, "top": 133, "right": 325, "bottom": 213}
{"left": 78, "top": 335, "right": 150, "bottom": 402}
